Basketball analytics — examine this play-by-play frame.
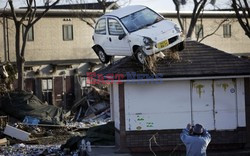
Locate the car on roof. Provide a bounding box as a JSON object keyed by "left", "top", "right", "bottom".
{"left": 92, "top": 5, "right": 184, "bottom": 64}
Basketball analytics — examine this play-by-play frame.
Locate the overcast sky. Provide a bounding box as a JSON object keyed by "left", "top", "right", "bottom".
{"left": 0, "top": 0, "right": 232, "bottom": 11}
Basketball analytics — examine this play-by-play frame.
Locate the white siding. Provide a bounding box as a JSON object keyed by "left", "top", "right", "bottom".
{"left": 124, "top": 81, "right": 191, "bottom": 131}
{"left": 214, "top": 79, "right": 237, "bottom": 130}
{"left": 236, "top": 78, "right": 246, "bottom": 127}
{"left": 121, "top": 78, "right": 246, "bottom": 131}
{"left": 192, "top": 80, "right": 215, "bottom": 130}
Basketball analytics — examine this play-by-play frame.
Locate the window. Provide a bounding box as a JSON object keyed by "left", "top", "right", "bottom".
{"left": 108, "top": 19, "right": 124, "bottom": 35}
{"left": 42, "top": 79, "right": 53, "bottom": 105}
{"left": 223, "top": 24, "right": 231, "bottom": 38}
{"left": 195, "top": 24, "right": 203, "bottom": 39}
{"left": 63, "top": 25, "right": 73, "bottom": 40}
{"left": 121, "top": 8, "right": 163, "bottom": 33}
{"left": 22, "top": 25, "right": 34, "bottom": 41}
{"left": 95, "top": 19, "right": 106, "bottom": 35}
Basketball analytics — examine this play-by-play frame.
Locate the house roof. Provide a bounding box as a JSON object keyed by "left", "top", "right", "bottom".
{"left": 0, "top": 8, "right": 238, "bottom": 18}
{"left": 95, "top": 41, "right": 250, "bottom": 80}
{"left": 19, "top": 2, "right": 118, "bottom": 10}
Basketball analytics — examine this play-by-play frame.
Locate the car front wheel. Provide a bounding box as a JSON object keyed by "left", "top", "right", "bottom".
{"left": 97, "top": 48, "right": 110, "bottom": 64}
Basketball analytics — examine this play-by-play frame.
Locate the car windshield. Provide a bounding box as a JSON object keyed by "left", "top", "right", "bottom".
{"left": 120, "top": 8, "right": 163, "bottom": 33}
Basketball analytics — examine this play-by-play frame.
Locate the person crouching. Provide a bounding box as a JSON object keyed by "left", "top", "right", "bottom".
{"left": 180, "top": 123, "right": 211, "bottom": 156}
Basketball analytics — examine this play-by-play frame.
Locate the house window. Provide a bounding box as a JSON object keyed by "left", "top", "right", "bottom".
{"left": 108, "top": 18, "right": 124, "bottom": 35}
{"left": 95, "top": 19, "right": 106, "bottom": 35}
{"left": 223, "top": 24, "right": 231, "bottom": 38}
{"left": 195, "top": 24, "right": 204, "bottom": 39}
{"left": 63, "top": 25, "right": 73, "bottom": 41}
{"left": 42, "top": 79, "right": 53, "bottom": 105}
{"left": 22, "top": 25, "right": 34, "bottom": 41}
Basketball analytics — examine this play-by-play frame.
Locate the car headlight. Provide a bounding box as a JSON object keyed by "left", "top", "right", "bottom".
{"left": 143, "top": 37, "right": 153, "bottom": 46}
{"left": 174, "top": 24, "right": 181, "bottom": 33}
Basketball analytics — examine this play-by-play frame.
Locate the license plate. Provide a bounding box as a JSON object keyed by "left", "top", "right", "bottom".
{"left": 157, "top": 40, "right": 169, "bottom": 49}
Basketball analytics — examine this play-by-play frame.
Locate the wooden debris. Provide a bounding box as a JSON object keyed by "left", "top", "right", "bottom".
{"left": 0, "top": 138, "right": 8, "bottom": 146}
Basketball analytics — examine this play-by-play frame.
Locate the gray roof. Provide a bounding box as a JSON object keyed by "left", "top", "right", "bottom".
{"left": 96, "top": 41, "right": 250, "bottom": 80}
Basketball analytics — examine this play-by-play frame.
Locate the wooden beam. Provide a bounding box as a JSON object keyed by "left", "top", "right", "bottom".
{"left": 117, "top": 83, "right": 129, "bottom": 153}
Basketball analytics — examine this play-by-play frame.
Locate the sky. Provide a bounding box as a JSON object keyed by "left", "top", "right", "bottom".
{"left": 0, "top": 0, "right": 232, "bottom": 12}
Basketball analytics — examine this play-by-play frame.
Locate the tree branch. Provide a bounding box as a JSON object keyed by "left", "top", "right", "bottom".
{"left": 199, "top": 19, "right": 228, "bottom": 42}
{"left": 232, "top": 0, "right": 250, "bottom": 38}
{"left": 31, "top": 0, "right": 60, "bottom": 25}
{"left": 8, "top": 0, "right": 18, "bottom": 23}
{"left": 172, "top": 0, "right": 184, "bottom": 31}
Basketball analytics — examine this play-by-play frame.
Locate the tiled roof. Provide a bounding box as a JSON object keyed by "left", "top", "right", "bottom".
{"left": 96, "top": 41, "right": 250, "bottom": 80}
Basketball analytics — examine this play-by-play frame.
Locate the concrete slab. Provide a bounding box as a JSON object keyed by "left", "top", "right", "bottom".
{"left": 3, "top": 125, "right": 30, "bottom": 141}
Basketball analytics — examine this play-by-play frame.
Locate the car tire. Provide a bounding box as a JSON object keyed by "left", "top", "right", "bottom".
{"left": 97, "top": 48, "right": 110, "bottom": 64}
{"left": 135, "top": 48, "right": 146, "bottom": 64}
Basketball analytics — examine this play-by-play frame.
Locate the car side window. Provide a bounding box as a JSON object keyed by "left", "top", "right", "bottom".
{"left": 95, "top": 19, "right": 106, "bottom": 35}
{"left": 108, "top": 18, "right": 124, "bottom": 35}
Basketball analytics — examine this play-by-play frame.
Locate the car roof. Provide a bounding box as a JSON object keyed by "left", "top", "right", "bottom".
{"left": 104, "top": 5, "right": 147, "bottom": 19}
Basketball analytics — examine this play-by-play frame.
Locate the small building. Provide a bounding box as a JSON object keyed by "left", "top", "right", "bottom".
{"left": 94, "top": 41, "right": 250, "bottom": 152}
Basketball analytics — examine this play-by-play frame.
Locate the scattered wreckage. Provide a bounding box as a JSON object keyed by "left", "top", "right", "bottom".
{"left": 0, "top": 86, "right": 113, "bottom": 155}
{"left": 92, "top": 5, "right": 184, "bottom": 64}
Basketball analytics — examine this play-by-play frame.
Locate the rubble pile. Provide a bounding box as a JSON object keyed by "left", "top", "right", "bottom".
{"left": 0, "top": 85, "right": 112, "bottom": 155}
{"left": 70, "top": 86, "right": 110, "bottom": 127}
{"left": 0, "top": 144, "right": 63, "bottom": 156}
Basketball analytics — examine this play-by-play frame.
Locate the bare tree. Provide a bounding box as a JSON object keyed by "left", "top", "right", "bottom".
{"left": 68, "top": 0, "right": 129, "bottom": 29}
{"left": 172, "top": 0, "right": 216, "bottom": 38}
{"left": 6, "top": 0, "right": 60, "bottom": 91}
{"left": 232, "top": 0, "right": 250, "bottom": 38}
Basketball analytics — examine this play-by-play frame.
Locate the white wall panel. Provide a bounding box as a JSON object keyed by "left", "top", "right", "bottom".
{"left": 124, "top": 81, "right": 191, "bottom": 131}
{"left": 214, "top": 79, "right": 237, "bottom": 130}
{"left": 192, "top": 80, "right": 215, "bottom": 130}
{"left": 236, "top": 78, "right": 246, "bottom": 127}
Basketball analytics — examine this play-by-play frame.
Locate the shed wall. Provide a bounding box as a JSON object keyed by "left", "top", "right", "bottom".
{"left": 124, "top": 78, "right": 246, "bottom": 131}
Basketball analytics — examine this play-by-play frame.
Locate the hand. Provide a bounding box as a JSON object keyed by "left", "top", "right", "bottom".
{"left": 186, "top": 123, "right": 192, "bottom": 130}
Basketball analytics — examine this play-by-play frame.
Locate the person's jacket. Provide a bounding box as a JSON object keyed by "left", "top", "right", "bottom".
{"left": 180, "top": 128, "right": 211, "bottom": 156}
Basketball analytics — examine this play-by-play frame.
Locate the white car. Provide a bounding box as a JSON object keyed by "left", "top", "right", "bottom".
{"left": 92, "top": 5, "right": 184, "bottom": 64}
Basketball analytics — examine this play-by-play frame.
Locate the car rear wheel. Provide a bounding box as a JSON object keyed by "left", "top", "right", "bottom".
{"left": 135, "top": 48, "right": 146, "bottom": 64}
{"left": 97, "top": 48, "right": 110, "bottom": 64}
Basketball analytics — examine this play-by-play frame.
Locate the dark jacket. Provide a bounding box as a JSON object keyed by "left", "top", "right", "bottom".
{"left": 180, "top": 128, "right": 211, "bottom": 156}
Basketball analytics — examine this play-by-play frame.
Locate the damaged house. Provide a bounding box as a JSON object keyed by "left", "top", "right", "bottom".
{"left": 94, "top": 41, "right": 250, "bottom": 152}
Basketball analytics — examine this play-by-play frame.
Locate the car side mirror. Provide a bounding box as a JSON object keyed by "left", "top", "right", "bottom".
{"left": 118, "top": 33, "right": 126, "bottom": 40}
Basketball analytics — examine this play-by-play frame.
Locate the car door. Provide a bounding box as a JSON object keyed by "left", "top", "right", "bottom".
{"left": 107, "top": 18, "right": 131, "bottom": 56}
{"left": 93, "top": 18, "right": 110, "bottom": 54}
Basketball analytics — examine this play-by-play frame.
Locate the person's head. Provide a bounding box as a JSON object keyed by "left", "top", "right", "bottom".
{"left": 192, "top": 124, "right": 204, "bottom": 136}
